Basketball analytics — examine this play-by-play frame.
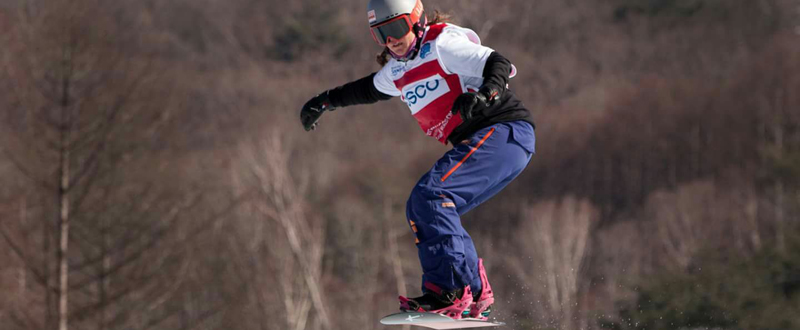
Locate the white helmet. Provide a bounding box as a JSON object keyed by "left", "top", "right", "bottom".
{"left": 367, "top": 0, "right": 427, "bottom": 60}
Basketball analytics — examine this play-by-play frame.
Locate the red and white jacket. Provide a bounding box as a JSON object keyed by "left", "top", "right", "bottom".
{"left": 373, "top": 23, "right": 495, "bottom": 144}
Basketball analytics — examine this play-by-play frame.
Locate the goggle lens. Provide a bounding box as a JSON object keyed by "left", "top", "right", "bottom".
{"left": 370, "top": 16, "right": 412, "bottom": 46}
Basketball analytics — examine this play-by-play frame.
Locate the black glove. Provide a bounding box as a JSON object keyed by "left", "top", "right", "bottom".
{"left": 300, "top": 91, "right": 336, "bottom": 131}
{"left": 450, "top": 85, "right": 501, "bottom": 121}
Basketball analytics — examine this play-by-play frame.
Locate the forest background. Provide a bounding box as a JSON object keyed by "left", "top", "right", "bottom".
{"left": 1, "top": 0, "right": 799, "bottom": 329}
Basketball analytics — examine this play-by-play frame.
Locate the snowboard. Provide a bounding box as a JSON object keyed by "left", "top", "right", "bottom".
{"left": 380, "top": 312, "right": 504, "bottom": 329}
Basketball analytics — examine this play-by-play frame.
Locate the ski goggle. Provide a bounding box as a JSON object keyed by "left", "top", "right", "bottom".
{"left": 370, "top": 15, "right": 414, "bottom": 46}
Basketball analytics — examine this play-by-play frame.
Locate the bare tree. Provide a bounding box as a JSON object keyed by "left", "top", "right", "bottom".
{"left": 383, "top": 198, "right": 410, "bottom": 330}
{"left": 648, "top": 185, "right": 705, "bottom": 270}
{"left": 0, "top": 1, "right": 221, "bottom": 329}
{"left": 235, "top": 131, "right": 331, "bottom": 330}
{"left": 509, "top": 197, "right": 596, "bottom": 329}
{"left": 646, "top": 180, "right": 748, "bottom": 270}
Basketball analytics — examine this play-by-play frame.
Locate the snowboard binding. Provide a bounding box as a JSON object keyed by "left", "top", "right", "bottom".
{"left": 398, "top": 259, "right": 495, "bottom": 320}
{"left": 468, "top": 258, "right": 495, "bottom": 320}
{"left": 399, "top": 282, "right": 474, "bottom": 319}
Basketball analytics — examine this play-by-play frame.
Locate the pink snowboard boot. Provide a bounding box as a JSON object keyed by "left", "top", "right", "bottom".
{"left": 468, "top": 259, "right": 495, "bottom": 320}
{"left": 398, "top": 281, "right": 474, "bottom": 319}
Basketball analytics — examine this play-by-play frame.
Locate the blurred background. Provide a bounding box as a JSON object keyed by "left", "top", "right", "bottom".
{"left": 1, "top": 0, "right": 799, "bottom": 329}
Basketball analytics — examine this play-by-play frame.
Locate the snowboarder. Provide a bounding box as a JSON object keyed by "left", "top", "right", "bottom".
{"left": 299, "top": 0, "right": 536, "bottom": 320}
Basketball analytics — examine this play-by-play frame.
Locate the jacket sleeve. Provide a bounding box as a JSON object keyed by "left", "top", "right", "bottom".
{"left": 326, "top": 72, "right": 394, "bottom": 108}
{"left": 481, "top": 51, "right": 512, "bottom": 93}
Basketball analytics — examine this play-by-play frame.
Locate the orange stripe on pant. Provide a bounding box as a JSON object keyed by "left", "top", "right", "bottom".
{"left": 410, "top": 220, "right": 420, "bottom": 244}
{"left": 441, "top": 127, "right": 496, "bottom": 182}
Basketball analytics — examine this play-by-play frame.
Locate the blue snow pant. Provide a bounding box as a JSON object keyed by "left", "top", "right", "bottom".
{"left": 406, "top": 120, "right": 536, "bottom": 294}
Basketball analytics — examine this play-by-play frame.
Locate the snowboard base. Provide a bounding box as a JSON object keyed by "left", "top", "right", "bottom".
{"left": 380, "top": 312, "right": 504, "bottom": 329}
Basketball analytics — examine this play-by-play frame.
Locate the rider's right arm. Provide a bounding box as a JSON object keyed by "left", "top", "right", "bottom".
{"left": 326, "top": 72, "right": 397, "bottom": 108}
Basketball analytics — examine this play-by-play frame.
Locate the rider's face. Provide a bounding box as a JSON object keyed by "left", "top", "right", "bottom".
{"left": 386, "top": 30, "right": 415, "bottom": 56}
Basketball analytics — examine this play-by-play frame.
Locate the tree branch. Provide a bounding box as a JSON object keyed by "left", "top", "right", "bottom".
{"left": 0, "top": 145, "right": 54, "bottom": 190}
{"left": 0, "top": 221, "right": 49, "bottom": 288}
